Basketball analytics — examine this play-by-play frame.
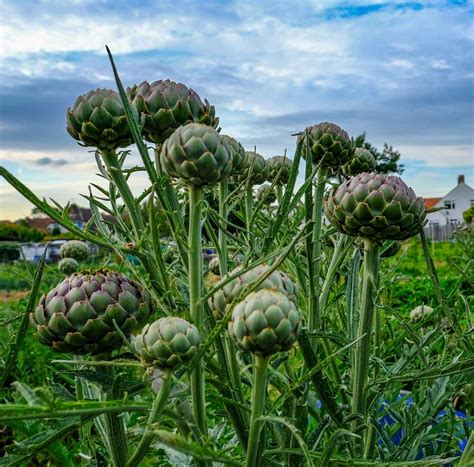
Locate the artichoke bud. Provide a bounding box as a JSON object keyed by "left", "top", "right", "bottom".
{"left": 221, "top": 134, "right": 246, "bottom": 174}
{"left": 128, "top": 79, "right": 219, "bottom": 144}
{"left": 160, "top": 123, "right": 232, "bottom": 187}
{"left": 325, "top": 173, "right": 427, "bottom": 241}
{"left": 266, "top": 156, "right": 292, "bottom": 185}
{"left": 298, "top": 122, "right": 353, "bottom": 169}
{"left": 132, "top": 317, "right": 201, "bottom": 369}
{"left": 208, "top": 264, "right": 299, "bottom": 319}
{"left": 228, "top": 289, "right": 302, "bottom": 355}
{"left": 410, "top": 305, "right": 434, "bottom": 322}
{"left": 30, "top": 269, "right": 151, "bottom": 354}
{"left": 236, "top": 151, "right": 268, "bottom": 185}
{"left": 66, "top": 88, "right": 137, "bottom": 151}
{"left": 342, "top": 147, "right": 376, "bottom": 176}
{"left": 60, "top": 240, "right": 90, "bottom": 261}
{"left": 58, "top": 258, "right": 79, "bottom": 275}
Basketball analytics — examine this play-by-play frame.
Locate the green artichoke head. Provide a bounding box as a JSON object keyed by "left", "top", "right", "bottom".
{"left": 235, "top": 151, "right": 268, "bottom": 185}
{"left": 228, "top": 289, "right": 302, "bottom": 355}
{"left": 58, "top": 258, "right": 79, "bottom": 275}
{"left": 299, "top": 122, "right": 353, "bottom": 168}
{"left": 60, "top": 240, "right": 90, "bottom": 261}
{"left": 257, "top": 184, "right": 276, "bottom": 205}
{"left": 266, "top": 155, "right": 292, "bottom": 185}
{"left": 221, "top": 134, "right": 246, "bottom": 174}
{"left": 132, "top": 317, "right": 201, "bottom": 369}
{"left": 31, "top": 269, "right": 151, "bottom": 354}
{"left": 209, "top": 264, "right": 299, "bottom": 319}
{"left": 160, "top": 123, "right": 232, "bottom": 187}
{"left": 325, "top": 173, "right": 427, "bottom": 241}
{"left": 66, "top": 88, "right": 137, "bottom": 151}
{"left": 342, "top": 148, "right": 376, "bottom": 176}
{"left": 129, "top": 79, "right": 218, "bottom": 144}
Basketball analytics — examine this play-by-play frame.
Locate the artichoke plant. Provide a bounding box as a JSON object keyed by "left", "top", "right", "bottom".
{"left": 236, "top": 151, "right": 268, "bottom": 185}
{"left": 299, "top": 122, "right": 353, "bottom": 169}
{"left": 129, "top": 79, "right": 218, "bottom": 144}
{"left": 209, "top": 264, "right": 299, "bottom": 319}
{"left": 325, "top": 173, "right": 426, "bottom": 241}
{"left": 221, "top": 134, "right": 246, "bottom": 174}
{"left": 66, "top": 88, "right": 136, "bottom": 150}
{"left": 133, "top": 317, "right": 201, "bottom": 369}
{"left": 257, "top": 184, "right": 276, "bottom": 204}
{"left": 228, "top": 289, "right": 302, "bottom": 356}
{"left": 266, "top": 156, "right": 292, "bottom": 185}
{"left": 342, "top": 148, "right": 376, "bottom": 176}
{"left": 31, "top": 270, "right": 151, "bottom": 354}
{"left": 60, "top": 240, "right": 90, "bottom": 261}
{"left": 160, "top": 123, "right": 232, "bottom": 187}
{"left": 58, "top": 257, "right": 79, "bottom": 275}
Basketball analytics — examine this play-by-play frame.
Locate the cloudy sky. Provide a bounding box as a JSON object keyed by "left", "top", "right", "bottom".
{"left": 0, "top": 0, "right": 473, "bottom": 220}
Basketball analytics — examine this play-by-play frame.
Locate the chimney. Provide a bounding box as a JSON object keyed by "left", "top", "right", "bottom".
{"left": 458, "top": 174, "right": 465, "bottom": 185}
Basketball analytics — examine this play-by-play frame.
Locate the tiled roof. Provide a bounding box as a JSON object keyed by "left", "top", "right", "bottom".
{"left": 424, "top": 197, "right": 441, "bottom": 209}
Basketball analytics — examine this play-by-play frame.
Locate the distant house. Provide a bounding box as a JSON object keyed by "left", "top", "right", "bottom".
{"left": 425, "top": 175, "right": 474, "bottom": 227}
{"left": 22, "top": 204, "right": 115, "bottom": 234}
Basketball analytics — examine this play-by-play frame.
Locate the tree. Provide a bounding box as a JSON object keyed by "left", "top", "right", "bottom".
{"left": 463, "top": 205, "right": 474, "bottom": 224}
{"left": 0, "top": 223, "right": 45, "bottom": 242}
{"left": 354, "top": 133, "right": 404, "bottom": 174}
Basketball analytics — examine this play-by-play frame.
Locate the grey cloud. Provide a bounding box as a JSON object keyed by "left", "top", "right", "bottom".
{"left": 33, "top": 156, "right": 68, "bottom": 166}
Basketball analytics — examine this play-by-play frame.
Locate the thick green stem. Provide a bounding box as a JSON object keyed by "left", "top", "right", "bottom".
{"left": 351, "top": 238, "right": 380, "bottom": 452}
{"left": 365, "top": 256, "right": 383, "bottom": 460}
{"left": 218, "top": 179, "right": 229, "bottom": 275}
{"left": 245, "top": 185, "right": 254, "bottom": 249}
{"left": 308, "top": 168, "right": 327, "bottom": 334}
{"left": 127, "top": 370, "right": 173, "bottom": 467}
{"left": 188, "top": 186, "right": 207, "bottom": 439}
{"left": 246, "top": 355, "right": 270, "bottom": 467}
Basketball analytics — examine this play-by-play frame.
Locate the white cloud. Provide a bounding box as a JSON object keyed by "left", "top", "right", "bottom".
{"left": 397, "top": 145, "right": 474, "bottom": 168}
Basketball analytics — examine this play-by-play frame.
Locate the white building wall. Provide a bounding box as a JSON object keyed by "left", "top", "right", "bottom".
{"left": 426, "top": 180, "right": 474, "bottom": 227}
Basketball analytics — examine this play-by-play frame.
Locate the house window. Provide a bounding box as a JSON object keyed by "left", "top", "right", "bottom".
{"left": 448, "top": 219, "right": 459, "bottom": 225}
{"left": 444, "top": 200, "right": 455, "bottom": 209}
{"left": 470, "top": 200, "right": 474, "bottom": 206}
{"left": 429, "top": 221, "right": 439, "bottom": 226}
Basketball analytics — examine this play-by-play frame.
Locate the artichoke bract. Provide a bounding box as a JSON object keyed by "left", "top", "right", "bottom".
{"left": 66, "top": 88, "right": 136, "bottom": 150}
{"left": 236, "top": 151, "right": 268, "bottom": 185}
{"left": 299, "top": 122, "right": 353, "bottom": 169}
{"left": 31, "top": 270, "right": 151, "bottom": 354}
{"left": 325, "top": 173, "right": 426, "bottom": 241}
{"left": 60, "top": 240, "right": 90, "bottom": 261}
{"left": 133, "top": 317, "right": 201, "bottom": 369}
{"left": 221, "top": 134, "right": 246, "bottom": 174}
{"left": 160, "top": 123, "right": 232, "bottom": 187}
{"left": 58, "top": 258, "right": 79, "bottom": 275}
{"left": 129, "top": 79, "right": 218, "bottom": 144}
{"left": 228, "top": 289, "right": 302, "bottom": 355}
{"left": 209, "top": 264, "right": 299, "bottom": 319}
{"left": 342, "top": 148, "right": 376, "bottom": 176}
{"left": 266, "top": 156, "right": 292, "bottom": 185}
{"left": 257, "top": 184, "right": 276, "bottom": 204}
